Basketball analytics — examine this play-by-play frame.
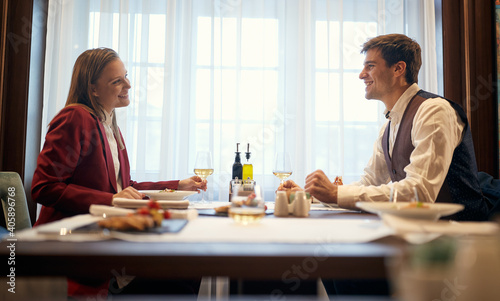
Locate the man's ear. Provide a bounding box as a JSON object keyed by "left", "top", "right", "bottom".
{"left": 394, "top": 61, "right": 407, "bottom": 78}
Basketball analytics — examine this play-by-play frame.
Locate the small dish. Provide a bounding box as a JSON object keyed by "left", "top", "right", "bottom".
{"left": 355, "top": 202, "right": 464, "bottom": 221}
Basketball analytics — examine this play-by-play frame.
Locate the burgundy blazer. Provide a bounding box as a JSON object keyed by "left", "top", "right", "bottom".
{"left": 32, "top": 105, "right": 179, "bottom": 226}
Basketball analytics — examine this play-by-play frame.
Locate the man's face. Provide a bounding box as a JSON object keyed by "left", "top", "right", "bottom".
{"left": 359, "top": 49, "right": 394, "bottom": 101}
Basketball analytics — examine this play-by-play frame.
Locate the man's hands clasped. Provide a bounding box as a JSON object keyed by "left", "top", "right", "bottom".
{"left": 278, "top": 170, "right": 339, "bottom": 205}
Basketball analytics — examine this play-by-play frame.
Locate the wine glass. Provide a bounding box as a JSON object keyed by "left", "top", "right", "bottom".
{"left": 194, "top": 151, "right": 214, "bottom": 203}
{"left": 273, "top": 152, "right": 292, "bottom": 186}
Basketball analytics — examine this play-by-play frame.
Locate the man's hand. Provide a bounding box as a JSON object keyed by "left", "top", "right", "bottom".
{"left": 304, "top": 170, "right": 338, "bottom": 204}
{"left": 178, "top": 176, "right": 207, "bottom": 191}
{"left": 113, "top": 186, "right": 144, "bottom": 199}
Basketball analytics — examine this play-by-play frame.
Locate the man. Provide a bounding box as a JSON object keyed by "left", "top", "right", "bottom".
{"left": 284, "top": 33, "right": 490, "bottom": 221}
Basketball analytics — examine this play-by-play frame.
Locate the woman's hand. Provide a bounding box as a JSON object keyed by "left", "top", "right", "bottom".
{"left": 113, "top": 186, "right": 144, "bottom": 199}
{"left": 277, "top": 179, "right": 303, "bottom": 191}
{"left": 178, "top": 176, "right": 207, "bottom": 191}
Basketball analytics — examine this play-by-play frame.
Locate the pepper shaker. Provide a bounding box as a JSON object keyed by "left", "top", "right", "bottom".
{"left": 293, "top": 191, "right": 309, "bottom": 217}
{"left": 274, "top": 191, "right": 289, "bottom": 217}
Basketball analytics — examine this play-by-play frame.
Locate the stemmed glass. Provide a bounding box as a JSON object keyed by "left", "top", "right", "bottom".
{"left": 194, "top": 151, "right": 213, "bottom": 203}
{"left": 273, "top": 152, "right": 292, "bottom": 186}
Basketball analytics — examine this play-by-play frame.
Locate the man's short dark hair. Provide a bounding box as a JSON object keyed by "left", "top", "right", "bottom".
{"left": 361, "top": 34, "right": 422, "bottom": 85}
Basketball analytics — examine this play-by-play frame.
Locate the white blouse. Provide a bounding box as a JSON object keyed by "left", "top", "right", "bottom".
{"left": 102, "top": 110, "right": 123, "bottom": 192}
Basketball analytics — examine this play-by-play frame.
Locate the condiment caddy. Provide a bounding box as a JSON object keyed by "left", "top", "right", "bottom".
{"left": 274, "top": 190, "right": 311, "bottom": 217}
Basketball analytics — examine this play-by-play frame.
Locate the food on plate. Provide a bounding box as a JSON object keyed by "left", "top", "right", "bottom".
{"left": 214, "top": 204, "right": 231, "bottom": 214}
{"left": 98, "top": 200, "right": 171, "bottom": 231}
{"left": 159, "top": 188, "right": 176, "bottom": 193}
{"left": 402, "top": 201, "right": 430, "bottom": 209}
{"left": 98, "top": 214, "right": 155, "bottom": 231}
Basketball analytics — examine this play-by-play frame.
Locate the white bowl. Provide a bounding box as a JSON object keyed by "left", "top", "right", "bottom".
{"left": 355, "top": 202, "right": 464, "bottom": 221}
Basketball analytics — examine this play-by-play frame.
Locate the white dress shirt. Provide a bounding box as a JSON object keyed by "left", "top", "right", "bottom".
{"left": 102, "top": 110, "right": 123, "bottom": 192}
{"left": 337, "top": 84, "right": 465, "bottom": 210}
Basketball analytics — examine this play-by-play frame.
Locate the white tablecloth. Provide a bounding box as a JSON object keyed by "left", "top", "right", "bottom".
{"left": 13, "top": 207, "right": 499, "bottom": 244}
{"left": 15, "top": 213, "right": 393, "bottom": 243}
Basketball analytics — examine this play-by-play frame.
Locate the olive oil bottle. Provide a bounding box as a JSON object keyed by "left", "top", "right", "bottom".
{"left": 242, "top": 143, "right": 253, "bottom": 181}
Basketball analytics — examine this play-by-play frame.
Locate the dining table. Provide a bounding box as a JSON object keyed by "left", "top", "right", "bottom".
{"left": 1, "top": 203, "right": 404, "bottom": 280}
{"left": 2, "top": 200, "right": 498, "bottom": 299}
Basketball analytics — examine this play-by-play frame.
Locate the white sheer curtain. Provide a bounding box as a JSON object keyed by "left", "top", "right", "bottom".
{"left": 43, "top": 0, "right": 438, "bottom": 201}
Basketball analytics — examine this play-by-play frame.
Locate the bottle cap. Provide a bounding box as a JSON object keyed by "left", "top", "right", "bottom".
{"left": 245, "top": 143, "right": 251, "bottom": 160}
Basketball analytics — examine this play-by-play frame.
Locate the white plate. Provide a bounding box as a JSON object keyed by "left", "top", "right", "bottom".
{"left": 355, "top": 202, "right": 464, "bottom": 221}
{"left": 140, "top": 190, "right": 198, "bottom": 200}
{"left": 113, "top": 198, "right": 190, "bottom": 209}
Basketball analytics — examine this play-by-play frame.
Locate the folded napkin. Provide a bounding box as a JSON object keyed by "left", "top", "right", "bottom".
{"left": 170, "top": 209, "right": 199, "bottom": 220}
{"left": 90, "top": 204, "right": 198, "bottom": 220}
{"left": 35, "top": 214, "right": 102, "bottom": 234}
{"left": 112, "top": 198, "right": 190, "bottom": 209}
{"left": 89, "top": 204, "right": 134, "bottom": 217}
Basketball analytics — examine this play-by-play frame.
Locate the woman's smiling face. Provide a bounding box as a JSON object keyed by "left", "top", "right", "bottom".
{"left": 91, "top": 58, "right": 131, "bottom": 114}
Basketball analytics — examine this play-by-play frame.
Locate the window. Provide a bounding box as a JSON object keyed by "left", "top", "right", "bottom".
{"left": 43, "top": 0, "right": 439, "bottom": 201}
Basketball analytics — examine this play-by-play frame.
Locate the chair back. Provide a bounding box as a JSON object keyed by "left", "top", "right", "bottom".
{"left": 0, "top": 172, "right": 32, "bottom": 231}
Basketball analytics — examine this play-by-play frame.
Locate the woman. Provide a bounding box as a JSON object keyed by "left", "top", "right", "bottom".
{"left": 31, "top": 48, "right": 205, "bottom": 296}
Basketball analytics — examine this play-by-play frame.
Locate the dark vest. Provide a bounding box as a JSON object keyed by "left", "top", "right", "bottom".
{"left": 382, "top": 90, "right": 488, "bottom": 221}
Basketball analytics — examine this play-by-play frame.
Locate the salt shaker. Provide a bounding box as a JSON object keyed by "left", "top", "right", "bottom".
{"left": 293, "top": 191, "right": 309, "bottom": 217}
{"left": 274, "top": 191, "right": 290, "bottom": 217}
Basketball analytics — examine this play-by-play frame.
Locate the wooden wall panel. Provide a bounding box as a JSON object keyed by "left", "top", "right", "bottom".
{"left": 442, "top": 0, "right": 499, "bottom": 177}
{"left": 0, "top": 0, "right": 44, "bottom": 226}
{"left": 0, "top": 0, "right": 32, "bottom": 177}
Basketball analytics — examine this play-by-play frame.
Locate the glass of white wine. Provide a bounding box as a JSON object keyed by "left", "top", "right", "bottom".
{"left": 273, "top": 152, "right": 292, "bottom": 185}
{"left": 194, "top": 151, "right": 214, "bottom": 203}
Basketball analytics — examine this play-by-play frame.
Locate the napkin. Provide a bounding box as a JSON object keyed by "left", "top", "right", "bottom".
{"left": 35, "top": 214, "right": 102, "bottom": 234}
{"left": 89, "top": 204, "right": 134, "bottom": 217}
{"left": 170, "top": 209, "right": 199, "bottom": 220}
{"left": 112, "top": 198, "right": 190, "bottom": 209}
{"left": 90, "top": 204, "right": 198, "bottom": 220}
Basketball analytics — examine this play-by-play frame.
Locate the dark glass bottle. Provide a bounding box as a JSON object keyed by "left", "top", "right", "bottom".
{"left": 232, "top": 143, "right": 243, "bottom": 180}
{"left": 230, "top": 143, "right": 243, "bottom": 200}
